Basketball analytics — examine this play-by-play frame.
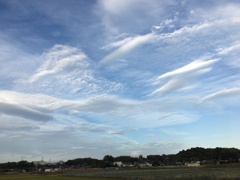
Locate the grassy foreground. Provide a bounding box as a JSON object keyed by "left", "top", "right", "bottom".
{"left": 1, "top": 166, "right": 240, "bottom": 180}
{"left": 0, "top": 174, "right": 115, "bottom": 180}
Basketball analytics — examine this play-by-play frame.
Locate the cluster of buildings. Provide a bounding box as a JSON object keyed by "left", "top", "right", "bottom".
{"left": 114, "top": 161, "right": 153, "bottom": 168}
{"left": 114, "top": 161, "right": 202, "bottom": 168}
{"left": 32, "top": 159, "right": 64, "bottom": 172}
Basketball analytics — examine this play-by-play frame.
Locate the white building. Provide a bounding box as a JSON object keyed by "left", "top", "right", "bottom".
{"left": 33, "top": 160, "right": 48, "bottom": 166}
{"left": 114, "top": 161, "right": 123, "bottom": 167}
{"left": 185, "top": 161, "right": 200, "bottom": 167}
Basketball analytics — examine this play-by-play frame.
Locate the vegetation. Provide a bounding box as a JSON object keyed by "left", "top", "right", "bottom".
{"left": 176, "top": 147, "right": 240, "bottom": 162}
{"left": 1, "top": 147, "right": 240, "bottom": 172}
{"left": 65, "top": 167, "right": 240, "bottom": 179}
{"left": 147, "top": 147, "right": 240, "bottom": 165}
{"left": 0, "top": 161, "right": 35, "bottom": 172}
{"left": 0, "top": 174, "right": 115, "bottom": 180}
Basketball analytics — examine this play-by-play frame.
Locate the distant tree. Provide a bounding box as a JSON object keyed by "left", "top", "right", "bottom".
{"left": 138, "top": 155, "right": 146, "bottom": 163}
{"left": 114, "top": 156, "right": 138, "bottom": 163}
{"left": 176, "top": 147, "right": 240, "bottom": 162}
{"left": 102, "top": 155, "right": 114, "bottom": 167}
{"left": 152, "top": 161, "right": 160, "bottom": 166}
{"left": 147, "top": 155, "right": 163, "bottom": 163}
{"left": 103, "top": 155, "right": 114, "bottom": 162}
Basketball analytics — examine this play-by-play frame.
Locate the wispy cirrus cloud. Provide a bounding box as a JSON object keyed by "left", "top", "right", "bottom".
{"left": 217, "top": 42, "right": 240, "bottom": 55}
{"left": 200, "top": 87, "right": 240, "bottom": 102}
{"left": 155, "top": 59, "right": 218, "bottom": 81}
{"left": 101, "top": 37, "right": 133, "bottom": 50}
{"left": 152, "top": 58, "right": 219, "bottom": 94}
{"left": 217, "top": 42, "right": 240, "bottom": 68}
{"left": 100, "top": 21, "right": 211, "bottom": 66}
{"left": 99, "top": 11, "right": 240, "bottom": 69}
{"left": 100, "top": 33, "right": 155, "bottom": 64}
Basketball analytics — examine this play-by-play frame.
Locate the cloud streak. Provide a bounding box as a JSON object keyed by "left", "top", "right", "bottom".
{"left": 152, "top": 58, "right": 219, "bottom": 94}
{"left": 155, "top": 59, "right": 219, "bottom": 81}
{"left": 200, "top": 87, "right": 240, "bottom": 102}
{"left": 100, "top": 33, "right": 155, "bottom": 64}
{"left": 218, "top": 42, "right": 240, "bottom": 55}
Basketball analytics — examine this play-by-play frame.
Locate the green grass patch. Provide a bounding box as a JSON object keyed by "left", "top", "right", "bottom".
{"left": 0, "top": 174, "right": 115, "bottom": 180}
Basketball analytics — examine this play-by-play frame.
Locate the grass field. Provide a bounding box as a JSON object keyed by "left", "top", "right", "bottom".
{"left": 0, "top": 174, "right": 116, "bottom": 180}
{"left": 64, "top": 166, "right": 240, "bottom": 179}
{"left": 1, "top": 167, "right": 240, "bottom": 180}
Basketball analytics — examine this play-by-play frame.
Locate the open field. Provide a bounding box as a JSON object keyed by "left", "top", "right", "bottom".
{"left": 0, "top": 174, "right": 115, "bottom": 180}
{"left": 64, "top": 166, "right": 240, "bottom": 179}
{"left": 1, "top": 167, "right": 240, "bottom": 180}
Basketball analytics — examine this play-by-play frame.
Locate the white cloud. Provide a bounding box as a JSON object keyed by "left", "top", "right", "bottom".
{"left": 155, "top": 59, "right": 218, "bottom": 81}
{"left": 155, "top": 21, "right": 211, "bottom": 42}
{"left": 200, "top": 87, "right": 240, "bottom": 102}
{"left": 29, "top": 44, "right": 89, "bottom": 82}
{"left": 101, "top": 37, "right": 133, "bottom": 50}
{"left": 100, "top": 33, "right": 155, "bottom": 64}
{"left": 153, "top": 16, "right": 240, "bottom": 45}
{"left": 216, "top": 42, "right": 240, "bottom": 68}
{"left": 152, "top": 58, "right": 219, "bottom": 94}
{"left": 152, "top": 77, "right": 190, "bottom": 94}
{"left": 152, "top": 13, "right": 178, "bottom": 33}
{"left": 217, "top": 42, "right": 240, "bottom": 55}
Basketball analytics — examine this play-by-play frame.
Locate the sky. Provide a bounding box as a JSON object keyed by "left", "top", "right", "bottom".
{"left": 0, "top": 0, "right": 240, "bottom": 163}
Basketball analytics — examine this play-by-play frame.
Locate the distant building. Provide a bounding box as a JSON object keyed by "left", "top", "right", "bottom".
{"left": 185, "top": 161, "right": 200, "bottom": 167}
{"left": 114, "top": 161, "right": 123, "bottom": 167}
{"left": 45, "top": 168, "right": 52, "bottom": 172}
{"left": 33, "top": 159, "right": 48, "bottom": 166}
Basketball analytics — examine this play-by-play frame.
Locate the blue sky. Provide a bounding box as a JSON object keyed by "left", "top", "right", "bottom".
{"left": 0, "top": 0, "right": 240, "bottom": 163}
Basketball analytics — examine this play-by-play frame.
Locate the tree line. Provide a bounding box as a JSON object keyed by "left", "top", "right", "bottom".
{"left": 1, "top": 147, "right": 240, "bottom": 170}
{"left": 0, "top": 161, "right": 35, "bottom": 172}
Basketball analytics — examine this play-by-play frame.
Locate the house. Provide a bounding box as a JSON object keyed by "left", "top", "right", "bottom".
{"left": 114, "top": 161, "right": 123, "bottom": 167}
{"left": 185, "top": 161, "right": 200, "bottom": 167}
{"left": 45, "top": 168, "right": 52, "bottom": 172}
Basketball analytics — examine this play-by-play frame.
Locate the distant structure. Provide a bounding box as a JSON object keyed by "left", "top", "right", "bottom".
{"left": 33, "top": 157, "right": 48, "bottom": 166}
{"left": 114, "top": 161, "right": 123, "bottom": 167}
{"left": 185, "top": 161, "right": 200, "bottom": 167}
